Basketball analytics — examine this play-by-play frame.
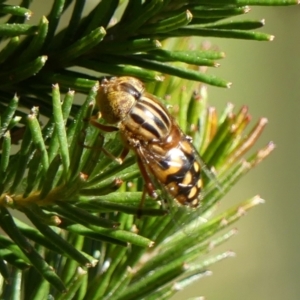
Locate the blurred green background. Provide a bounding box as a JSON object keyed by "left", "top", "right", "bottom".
{"left": 173, "top": 5, "right": 300, "bottom": 300}
{"left": 16, "top": 2, "right": 300, "bottom": 299}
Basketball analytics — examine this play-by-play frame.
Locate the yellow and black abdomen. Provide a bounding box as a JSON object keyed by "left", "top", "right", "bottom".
{"left": 145, "top": 132, "right": 202, "bottom": 208}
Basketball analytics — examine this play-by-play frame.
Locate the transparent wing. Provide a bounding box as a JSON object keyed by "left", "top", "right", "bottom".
{"left": 134, "top": 143, "right": 208, "bottom": 238}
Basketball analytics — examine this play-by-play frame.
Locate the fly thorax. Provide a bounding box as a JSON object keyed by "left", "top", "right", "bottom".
{"left": 97, "top": 89, "right": 136, "bottom": 124}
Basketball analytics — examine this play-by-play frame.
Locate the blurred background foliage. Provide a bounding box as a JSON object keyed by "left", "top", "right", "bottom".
{"left": 176, "top": 6, "right": 300, "bottom": 300}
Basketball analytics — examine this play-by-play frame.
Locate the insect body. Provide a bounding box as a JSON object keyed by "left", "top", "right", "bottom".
{"left": 93, "top": 76, "right": 203, "bottom": 208}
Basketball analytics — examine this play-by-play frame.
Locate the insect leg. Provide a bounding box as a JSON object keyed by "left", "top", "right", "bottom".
{"left": 86, "top": 116, "right": 129, "bottom": 164}
{"left": 136, "top": 156, "right": 157, "bottom": 199}
{"left": 89, "top": 115, "right": 119, "bottom": 132}
{"left": 137, "top": 186, "right": 147, "bottom": 219}
{"left": 98, "top": 146, "right": 129, "bottom": 165}
{"left": 135, "top": 151, "right": 159, "bottom": 217}
{"left": 100, "top": 147, "right": 126, "bottom": 164}
{"left": 118, "top": 147, "right": 130, "bottom": 164}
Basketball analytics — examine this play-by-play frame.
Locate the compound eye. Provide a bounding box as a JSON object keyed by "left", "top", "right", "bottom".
{"left": 121, "top": 82, "right": 142, "bottom": 100}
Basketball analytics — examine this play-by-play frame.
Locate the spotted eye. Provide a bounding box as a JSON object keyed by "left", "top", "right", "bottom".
{"left": 120, "top": 82, "right": 142, "bottom": 100}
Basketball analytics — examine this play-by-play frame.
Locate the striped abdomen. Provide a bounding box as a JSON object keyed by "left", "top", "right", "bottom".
{"left": 122, "top": 93, "right": 172, "bottom": 141}
{"left": 143, "top": 125, "right": 202, "bottom": 208}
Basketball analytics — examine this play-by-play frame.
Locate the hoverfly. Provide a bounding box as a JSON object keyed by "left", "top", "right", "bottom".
{"left": 90, "top": 76, "right": 203, "bottom": 211}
